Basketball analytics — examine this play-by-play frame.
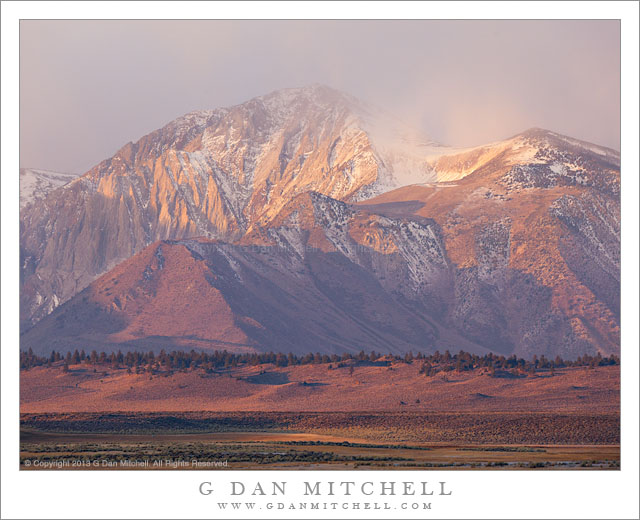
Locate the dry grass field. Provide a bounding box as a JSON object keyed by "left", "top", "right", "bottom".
{"left": 20, "top": 438, "right": 619, "bottom": 470}
{"left": 20, "top": 362, "right": 619, "bottom": 413}
{"left": 20, "top": 424, "right": 619, "bottom": 470}
{"left": 20, "top": 362, "right": 619, "bottom": 470}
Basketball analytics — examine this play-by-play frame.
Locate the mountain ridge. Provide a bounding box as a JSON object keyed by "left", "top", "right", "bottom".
{"left": 23, "top": 164, "right": 619, "bottom": 358}
{"left": 20, "top": 85, "right": 455, "bottom": 328}
{"left": 20, "top": 85, "right": 620, "bottom": 359}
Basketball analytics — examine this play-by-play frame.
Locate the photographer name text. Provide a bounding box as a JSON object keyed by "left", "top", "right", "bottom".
{"left": 200, "top": 480, "right": 452, "bottom": 497}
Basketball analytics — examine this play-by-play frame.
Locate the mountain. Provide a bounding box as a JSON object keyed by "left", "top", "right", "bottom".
{"left": 20, "top": 85, "right": 451, "bottom": 329}
{"left": 22, "top": 193, "right": 482, "bottom": 356}
{"left": 22, "top": 125, "right": 620, "bottom": 358}
{"left": 20, "top": 86, "right": 620, "bottom": 359}
{"left": 359, "top": 129, "right": 620, "bottom": 358}
{"left": 19, "top": 168, "right": 77, "bottom": 208}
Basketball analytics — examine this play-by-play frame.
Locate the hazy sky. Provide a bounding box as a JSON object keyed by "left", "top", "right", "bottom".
{"left": 20, "top": 20, "right": 620, "bottom": 174}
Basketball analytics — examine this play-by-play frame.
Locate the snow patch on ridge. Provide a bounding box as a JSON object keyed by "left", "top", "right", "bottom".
{"left": 20, "top": 168, "right": 78, "bottom": 208}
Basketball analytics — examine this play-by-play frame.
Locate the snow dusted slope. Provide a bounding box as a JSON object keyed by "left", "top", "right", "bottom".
{"left": 18, "top": 86, "right": 370, "bottom": 327}
{"left": 354, "top": 129, "right": 620, "bottom": 359}
{"left": 20, "top": 85, "right": 620, "bottom": 336}
{"left": 22, "top": 193, "right": 481, "bottom": 356}
{"left": 426, "top": 128, "right": 620, "bottom": 185}
{"left": 337, "top": 96, "right": 447, "bottom": 193}
{"left": 23, "top": 156, "right": 620, "bottom": 358}
{"left": 20, "top": 168, "right": 77, "bottom": 208}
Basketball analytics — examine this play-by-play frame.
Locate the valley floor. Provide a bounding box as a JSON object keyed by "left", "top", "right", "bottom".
{"left": 19, "top": 364, "right": 619, "bottom": 470}
{"left": 20, "top": 412, "right": 619, "bottom": 470}
{"left": 20, "top": 363, "right": 619, "bottom": 413}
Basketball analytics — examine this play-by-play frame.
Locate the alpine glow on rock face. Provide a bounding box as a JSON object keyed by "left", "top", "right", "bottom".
{"left": 19, "top": 85, "right": 620, "bottom": 360}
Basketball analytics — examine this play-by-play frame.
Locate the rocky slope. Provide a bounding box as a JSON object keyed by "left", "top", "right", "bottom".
{"left": 20, "top": 87, "right": 620, "bottom": 359}
{"left": 357, "top": 128, "right": 620, "bottom": 358}
{"left": 23, "top": 127, "right": 620, "bottom": 358}
{"left": 20, "top": 85, "right": 448, "bottom": 329}
{"left": 22, "top": 193, "right": 484, "bottom": 355}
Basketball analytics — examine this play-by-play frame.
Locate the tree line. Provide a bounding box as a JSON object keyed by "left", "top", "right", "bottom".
{"left": 19, "top": 347, "right": 620, "bottom": 374}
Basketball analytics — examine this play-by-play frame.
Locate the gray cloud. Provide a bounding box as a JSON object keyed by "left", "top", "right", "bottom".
{"left": 20, "top": 20, "right": 620, "bottom": 174}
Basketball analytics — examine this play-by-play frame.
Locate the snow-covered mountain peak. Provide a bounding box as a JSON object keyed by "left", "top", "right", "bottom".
{"left": 248, "top": 84, "right": 443, "bottom": 152}
{"left": 250, "top": 85, "right": 447, "bottom": 190}
{"left": 259, "top": 84, "right": 362, "bottom": 110}
{"left": 20, "top": 85, "right": 619, "bottom": 358}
